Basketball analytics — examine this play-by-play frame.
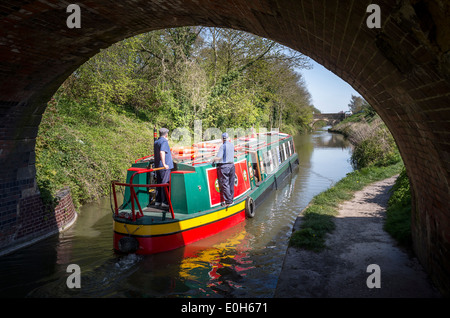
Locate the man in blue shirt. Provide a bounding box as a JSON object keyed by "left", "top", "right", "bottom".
{"left": 154, "top": 128, "right": 174, "bottom": 207}
{"left": 211, "top": 132, "right": 235, "bottom": 207}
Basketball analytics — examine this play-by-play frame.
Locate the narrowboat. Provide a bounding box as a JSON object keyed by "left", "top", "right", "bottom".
{"left": 111, "top": 131, "right": 299, "bottom": 254}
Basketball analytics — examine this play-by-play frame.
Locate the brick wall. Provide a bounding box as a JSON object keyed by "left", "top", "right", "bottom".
{"left": 0, "top": 186, "right": 77, "bottom": 256}
{"left": 0, "top": 0, "right": 449, "bottom": 295}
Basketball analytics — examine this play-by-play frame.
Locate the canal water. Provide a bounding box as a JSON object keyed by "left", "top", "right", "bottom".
{"left": 0, "top": 128, "right": 353, "bottom": 298}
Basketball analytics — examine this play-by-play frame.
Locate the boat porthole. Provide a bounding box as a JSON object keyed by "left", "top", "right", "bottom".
{"left": 245, "top": 196, "right": 255, "bottom": 218}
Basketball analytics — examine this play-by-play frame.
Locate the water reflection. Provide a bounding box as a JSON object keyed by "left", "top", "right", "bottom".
{"left": 0, "top": 128, "right": 353, "bottom": 298}
{"left": 313, "top": 129, "right": 351, "bottom": 149}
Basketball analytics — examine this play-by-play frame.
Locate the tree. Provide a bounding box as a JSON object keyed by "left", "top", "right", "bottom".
{"left": 348, "top": 95, "right": 370, "bottom": 113}
{"left": 199, "top": 28, "right": 313, "bottom": 132}
{"left": 57, "top": 26, "right": 316, "bottom": 134}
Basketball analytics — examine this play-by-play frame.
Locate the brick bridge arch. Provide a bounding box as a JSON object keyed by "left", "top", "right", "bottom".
{"left": 312, "top": 113, "right": 347, "bottom": 127}
{"left": 1, "top": 1, "right": 449, "bottom": 295}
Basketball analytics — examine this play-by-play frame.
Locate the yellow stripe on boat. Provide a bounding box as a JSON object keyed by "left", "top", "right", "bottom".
{"left": 114, "top": 201, "right": 245, "bottom": 237}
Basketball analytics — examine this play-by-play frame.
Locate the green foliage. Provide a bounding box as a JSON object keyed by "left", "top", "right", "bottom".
{"left": 385, "top": 168, "right": 412, "bottom": 247}
{"left": 351, "top": 133, "right": 401, "bottom": 169}
{"left": 290, "top": 226, "right": 329, "bottom": 252}
{"left": 388, "top": 168, "right": 411, "bottom": 207}
{"left": 337, "top": 112, "right": 366, "bottom": 125}
{"left": 62, "top": 27, "right": 314, "bottom": 133}
{"left": 348, "top": 95, "right": 371, "bottom": 114}
{"left": 333, "top": 110, "right": 401, "bottom": 169}
{"left": 36, "top": 96, "right": 154, "bottom": 208}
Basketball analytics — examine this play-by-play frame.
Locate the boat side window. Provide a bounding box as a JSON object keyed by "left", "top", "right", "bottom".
{"left": 259, "top": 152, "right": 265, "bottom": 176}
{"left": 272, "top": 149, "right": 279, "bottom": 168}
{"left": 280, "top": 144, "right": 285, "bottom": 162}
{"left": 267, "top": 150, "right": 274, "bottom": 173}
{"left": 262, "top": 152, "right": 268, "bottom": 174}
{"left": 283, "top": 143, "right": 288, "bottom": 159}
{"left": 250, "top": 152, "right": 260, "bottom": 182}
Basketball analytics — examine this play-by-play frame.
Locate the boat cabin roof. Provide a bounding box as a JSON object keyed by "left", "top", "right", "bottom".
{"left": 171, "top": 131, "right": 292, "bottom": 167}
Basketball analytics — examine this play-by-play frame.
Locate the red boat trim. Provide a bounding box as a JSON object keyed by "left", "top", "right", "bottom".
{"left": 114, "top": 209, "right": 246, "bottom": 254}
{"left": 114, "top": 208, "right": 244, "bottom": 238}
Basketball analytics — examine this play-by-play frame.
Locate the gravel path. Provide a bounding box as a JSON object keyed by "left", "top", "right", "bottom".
{"left": 275, "top": 176, "right": 441, "bottom": 298}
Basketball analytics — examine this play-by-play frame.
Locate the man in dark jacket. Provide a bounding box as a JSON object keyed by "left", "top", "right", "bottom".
{"left": 154, "top": 128, "right": 173, "bottom": 207}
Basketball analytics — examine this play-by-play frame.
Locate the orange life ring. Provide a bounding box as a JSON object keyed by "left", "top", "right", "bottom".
{"left": 171, "top": 146, "right": 197, "bottom": 155}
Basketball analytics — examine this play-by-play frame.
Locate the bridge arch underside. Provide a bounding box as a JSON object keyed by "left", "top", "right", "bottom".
{"left": 312, "top": 113, "right": 345, "bottom": 128}
{"left": 1, "top": 0, "right": 449, "bottom": 295}
{"left": 311, "top": 119, "right": 338, "bottom": 128}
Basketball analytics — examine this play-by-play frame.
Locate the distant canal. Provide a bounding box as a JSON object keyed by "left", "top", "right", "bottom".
{"left": 0, "top": 127, "right": 353, "bottom": 298}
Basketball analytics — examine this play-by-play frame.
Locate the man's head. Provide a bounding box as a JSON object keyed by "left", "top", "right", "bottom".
{"left": 222, "top": 132, "right": 228, "bottom": 142}
{"left": 159, "top": 128, "right": 169, "bottom": 138}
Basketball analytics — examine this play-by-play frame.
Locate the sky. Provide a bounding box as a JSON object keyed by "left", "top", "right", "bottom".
{"left": 299, "top": 60, "right": 362, "bottom": 114}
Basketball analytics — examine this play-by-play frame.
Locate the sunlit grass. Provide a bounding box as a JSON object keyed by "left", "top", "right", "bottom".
{"left": 36, "top": 97, "right": 154, "bottom": 208}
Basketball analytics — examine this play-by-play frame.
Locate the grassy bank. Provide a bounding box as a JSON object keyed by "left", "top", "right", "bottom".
{"left": 36, "top": 97, "right": 155, "bottom": 208}
{"left": 384, "top": 167, "right": 412, "bottom": 248}
{"left": 330, "top": 112, "right": 400, "bottom": 169}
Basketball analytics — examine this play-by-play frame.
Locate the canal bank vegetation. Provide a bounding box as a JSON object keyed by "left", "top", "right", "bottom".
{"left": 290, "top": 97, "right": 412, "bottom": 251}
{"left": 36, "top": 27, "right": 317, "bottom": 208}
{"left": 385, "top": 167, "right": 412, "bottom": 248}
{"left": 329, "top": 98, "right": 400, "bottom": 170}
{"left": 36, "top": 97, "right": 154, "bottom": 208}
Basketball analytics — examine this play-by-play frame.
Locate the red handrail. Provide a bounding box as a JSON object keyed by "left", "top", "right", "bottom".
{"left": 112, "top": 167, "right": 175, "bottom": 221}
{"left": 134, "top": 154, "right": 153, "bottom": 163}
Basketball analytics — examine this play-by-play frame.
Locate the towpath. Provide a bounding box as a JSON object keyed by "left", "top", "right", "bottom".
{"left": 275, "top": 176, "right": 441, "bottom": 298}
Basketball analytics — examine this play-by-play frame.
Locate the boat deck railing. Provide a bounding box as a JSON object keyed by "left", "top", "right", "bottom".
{"left": 111, "top": 167, "right": 175, "bottom": 222}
